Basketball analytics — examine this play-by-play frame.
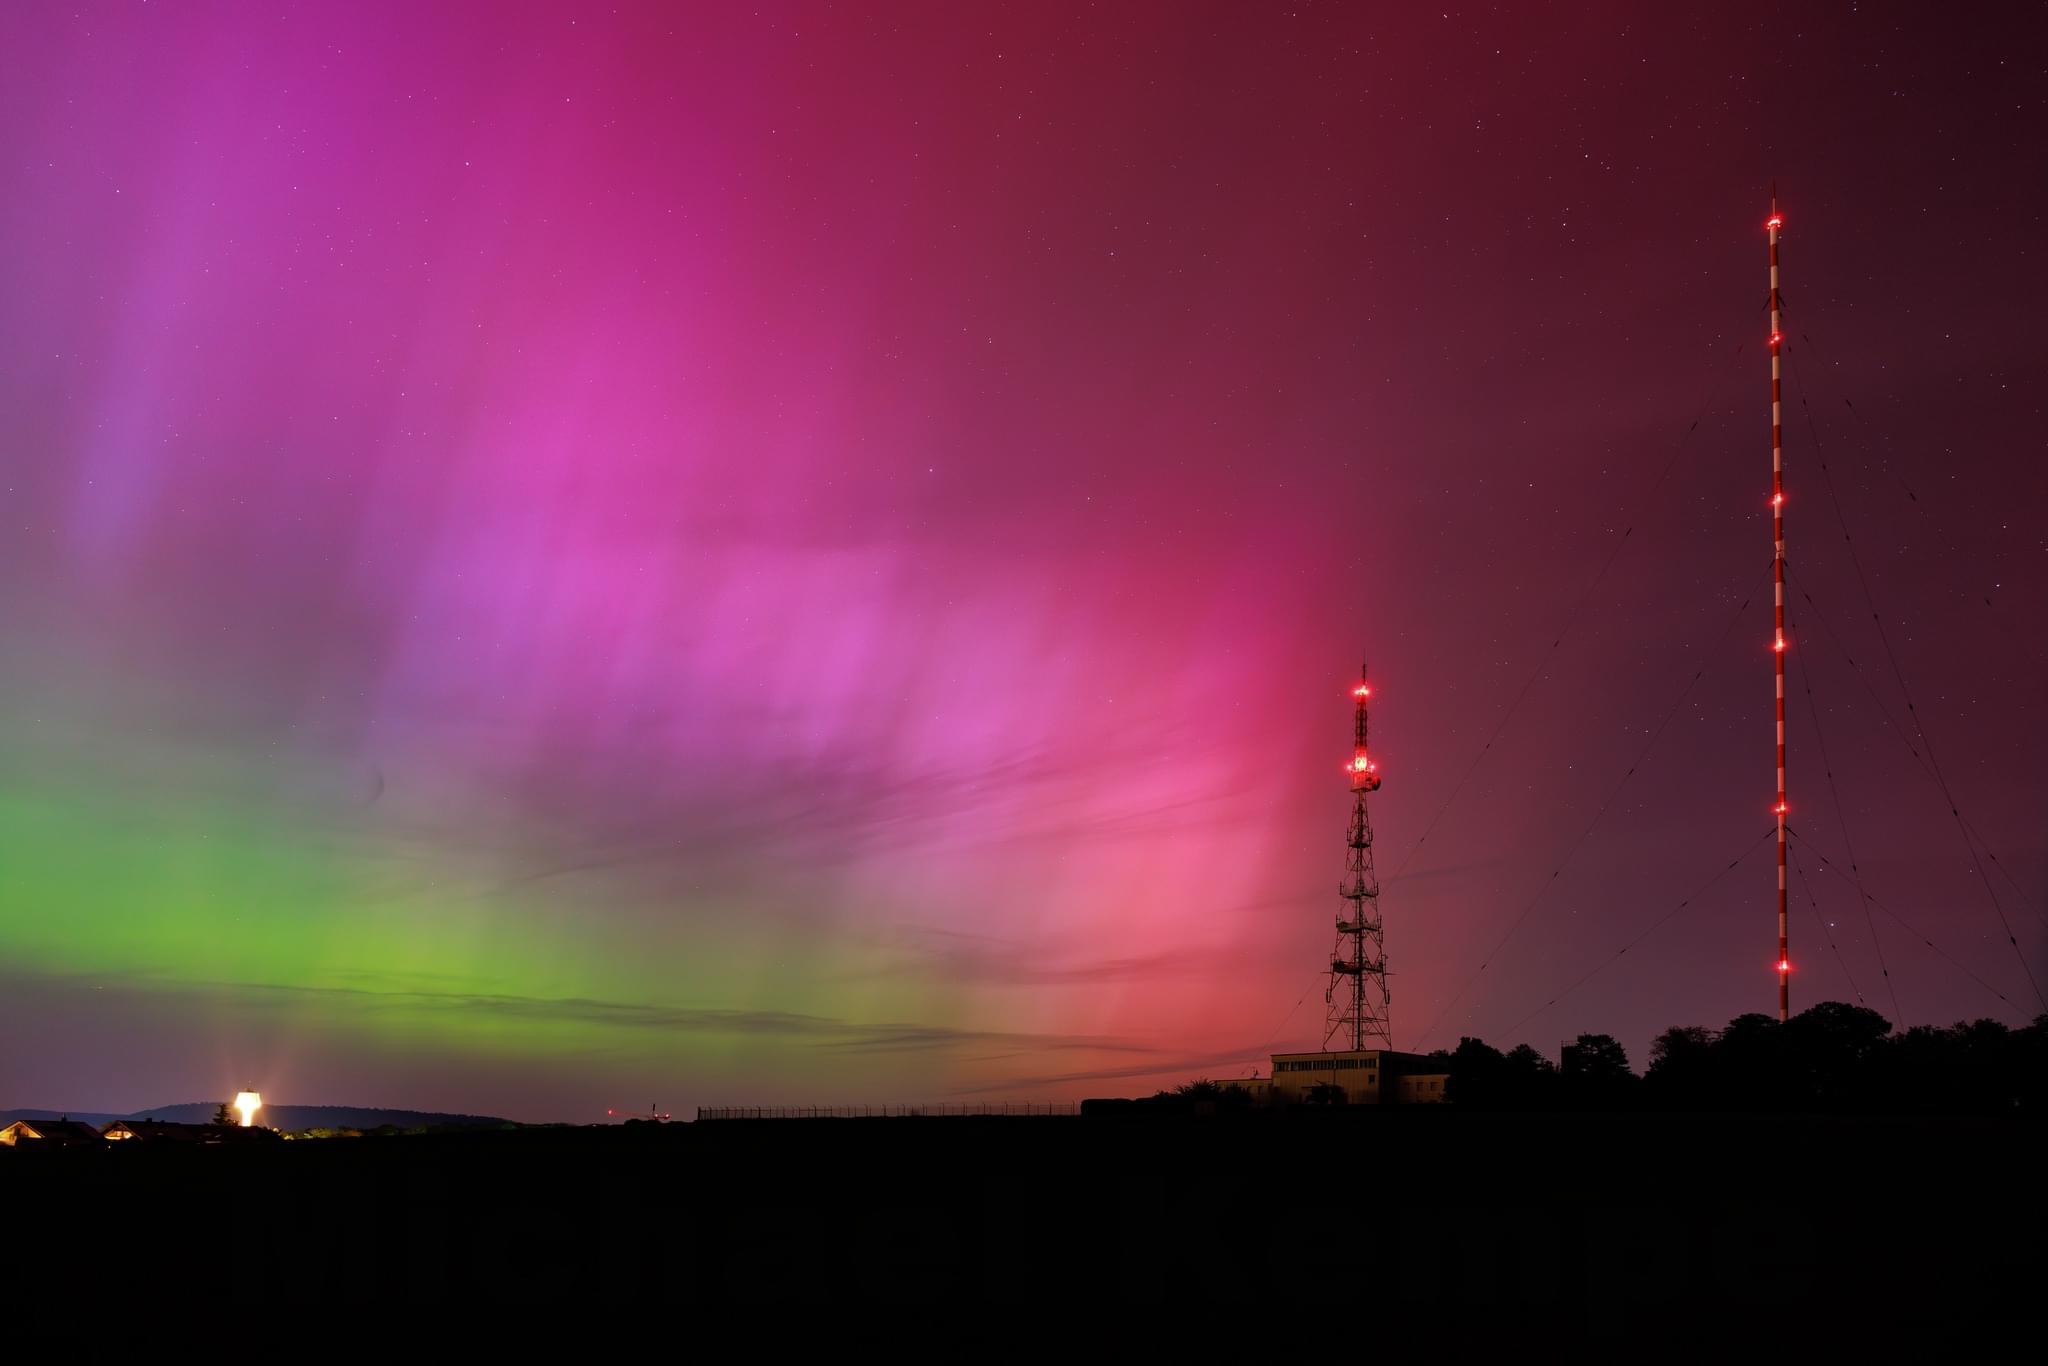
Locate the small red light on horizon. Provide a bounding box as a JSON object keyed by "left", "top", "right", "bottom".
{"left": 1773, "top": 635, "right": 1786, "bottom": 652}
{"left": 1775, "top": 803, "right": 1789, "bottom": 815}
{"left": 1778, "top": 959, "right": 1790, "bottom": 973}
{"left": 1766, "top": 215, "right": 1783, "bottom": 230}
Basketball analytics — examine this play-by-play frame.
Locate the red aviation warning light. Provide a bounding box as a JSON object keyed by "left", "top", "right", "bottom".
{"left": 1778, "top": 959, "right": 1791, "bottom": 974}
{"left": 1766, "top": 213, "right": 1783, "bottom": 231}
{"left": 1353, "top": 683, "right": 1371, "bottom": 699}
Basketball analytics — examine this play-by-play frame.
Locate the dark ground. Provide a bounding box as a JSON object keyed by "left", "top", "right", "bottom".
{"left": 9, "top": 1111, "right": 2037, "bottom": 1334}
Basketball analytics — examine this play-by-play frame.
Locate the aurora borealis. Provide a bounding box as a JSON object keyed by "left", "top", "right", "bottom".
{"left": 3, "top": 3, "right": 2043, "bottom": 1121}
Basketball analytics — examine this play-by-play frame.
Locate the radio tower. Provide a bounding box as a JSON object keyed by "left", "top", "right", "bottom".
{"left": 1767, "top": 191, "right": 1791, "bottom": 1022}
{"left": 1326, "top": 662, "right": 1392, "bottom": 1050}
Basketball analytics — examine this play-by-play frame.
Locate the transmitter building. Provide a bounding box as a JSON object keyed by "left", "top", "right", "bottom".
{"left": 1229, "top": 1049, "right": 1450, "bottom": 1105}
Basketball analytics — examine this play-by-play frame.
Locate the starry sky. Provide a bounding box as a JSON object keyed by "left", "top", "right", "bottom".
{"left": 2, "top": 2, "right": 2043, "bottom": 1121}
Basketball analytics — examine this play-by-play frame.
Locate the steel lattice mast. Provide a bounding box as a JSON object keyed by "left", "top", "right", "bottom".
{"left": 1768, "top": 192, "right": 1791, "bottom": 1023}
{"left": 1326, "top": 661, "right": 1392, "bottom": 1050}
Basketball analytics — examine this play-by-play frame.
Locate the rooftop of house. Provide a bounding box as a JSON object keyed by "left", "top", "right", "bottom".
{"left": 2, "top": 1118, "right": 105, "bottom": 1144}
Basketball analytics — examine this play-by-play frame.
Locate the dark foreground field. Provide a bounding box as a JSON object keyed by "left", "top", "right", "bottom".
{"left": 9, "top": 1111, "right": 2038, "bottom": 1330}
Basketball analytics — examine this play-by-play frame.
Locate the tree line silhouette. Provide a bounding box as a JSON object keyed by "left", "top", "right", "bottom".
{"left": 1150, "top": 1002, "right": 2048, "bottom": 1113}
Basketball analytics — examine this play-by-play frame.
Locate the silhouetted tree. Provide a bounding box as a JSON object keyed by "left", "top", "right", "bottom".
{"left": 1949, "top": 1018, "right": 2018, "bottom": 1110}
{"left": 2016, "top": 1015, "right": 2048, "bottom": 1113}
{"left": 1648, "top": 1025, "right": 1717, "bottom": 1070}
{"left": 1499, "top": 1043, "right": 1558, "bottom": 1108}
{"left": 211, "top": 1101, "right": 234, "bottom": 1126}
{"left": 1560, "top": 1033, "right": 1637, "bottom": 1107}
{"left": 1445, "top": 1036, "right": 1507, "bottom": 1107}
{"left": 1645, "top": 1026, "right": 1721, "bottom": 1108}
{"left": 1782, "top": 1001, "right": 1891, "bottom": 1108}
{"left": 1888, "top": 1015, "right": 2037, "bottom": 1114}
{"left": 1718, "top": 1012, "right": 1782, "bottom": 1054}
{"left": 1708, "top": 1012, "right": 1789, "bottom": 1109}
{"left": 1153, "top": 1079, "right": 1257, "bottom": 1114}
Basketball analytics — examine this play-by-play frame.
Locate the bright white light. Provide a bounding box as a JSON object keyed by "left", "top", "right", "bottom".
{"left": 233, "top": 1091, "right": 263, "bottom": 1128}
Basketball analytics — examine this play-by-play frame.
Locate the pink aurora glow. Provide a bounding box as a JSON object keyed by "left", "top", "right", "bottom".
{"left": 1, "top": 3, "right": 2042, "bottom": 1119}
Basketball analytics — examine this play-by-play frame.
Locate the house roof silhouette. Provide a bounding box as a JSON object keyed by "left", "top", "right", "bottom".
{"left": 1, "top": 1118, "right": 105, "bottom": 1145}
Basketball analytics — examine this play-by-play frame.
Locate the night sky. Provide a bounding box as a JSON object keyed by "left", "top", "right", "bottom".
{"left": 2, "top": 2, "right": 2042, "bottom": 1121}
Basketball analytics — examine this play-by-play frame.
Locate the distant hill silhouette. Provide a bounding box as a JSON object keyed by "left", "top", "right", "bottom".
{"left": 1, "top": 1104, "right": 516, "bottom": 1132}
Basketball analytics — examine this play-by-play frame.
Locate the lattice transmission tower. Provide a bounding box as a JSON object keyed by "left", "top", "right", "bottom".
{"left": 1326, "top": 661, "right": 1393, "bottom": 1050}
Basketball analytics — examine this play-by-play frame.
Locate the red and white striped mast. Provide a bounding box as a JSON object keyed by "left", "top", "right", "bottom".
{"left": 1767, "top": 191, "right": 1790, "bottom": 1022}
